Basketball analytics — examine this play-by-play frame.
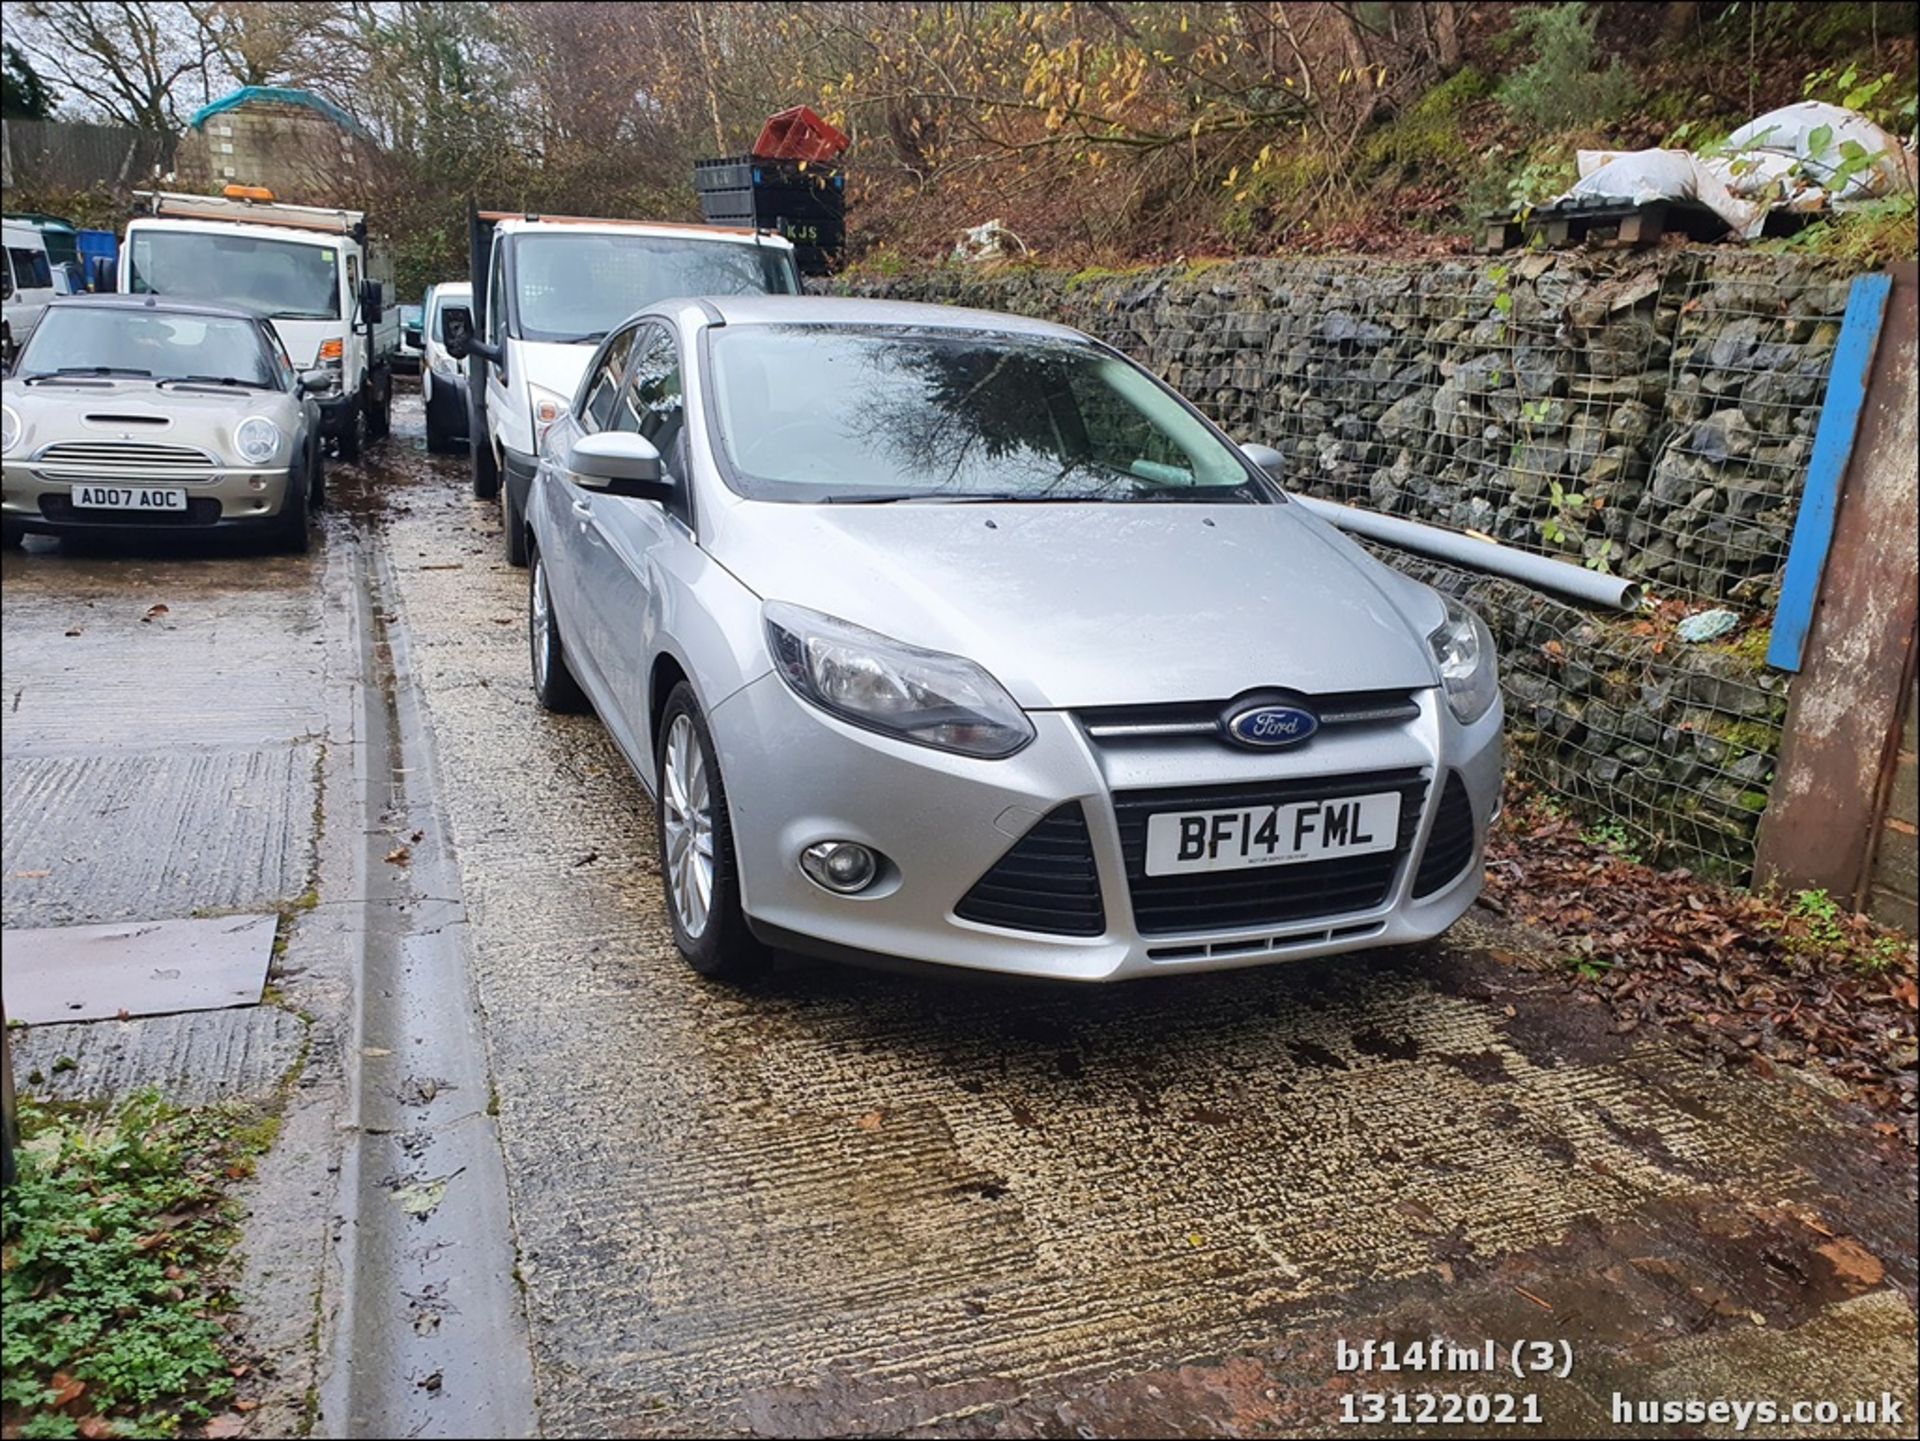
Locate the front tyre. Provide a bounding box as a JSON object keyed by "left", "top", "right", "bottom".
{"left": 503, "top": 475, "right": 528, "bottom": 567}
{"left": 656, "top": 683, "right": 769, "bottom": 982}
{"left": 527, "top": 543, "right": 587, "bottom": 713}
{"left": 335, "top": 400, "right": 362, "bottom": 463}
{"left": 471, "top": 428, "right": 499, "bottom": 499}
{"left": 274, "top": 474, "right": 311, "bottom": 554}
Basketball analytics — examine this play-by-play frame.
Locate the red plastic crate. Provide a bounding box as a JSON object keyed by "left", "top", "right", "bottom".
{"left": 752, "top": 106, "right": 849, "bottom": 163}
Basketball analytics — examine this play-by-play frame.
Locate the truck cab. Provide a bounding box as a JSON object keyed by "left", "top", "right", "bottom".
{"left": 120, "top": 187, "right": 396, "bottom": 460}
{"left": 443, "top": 212, "right": 800, "bottom": 565}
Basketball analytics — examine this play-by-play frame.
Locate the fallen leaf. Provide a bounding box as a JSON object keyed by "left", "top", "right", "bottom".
{"left": 78, "top": 1416, "right": 115, "bottom": 1439}
{"left": 1188, "top": 1232, "right": 1205, "bottom": 1247}
{"left": 1815, "top": 1238, "right": 1885, "bottom": 1291}
{"left": 49, "top": 1373, "right": 85, "bottom": 1407}
{"left": 12, "top": 869, "right": 50, "bottom": 879}
{"left": 418, "top": 1370, "right": 443, "bottom": 1392}
{"left": 409, "top": 829, "right": 424, "bottom": 843}
{"left": 234, "top": 1399, "right": 259, "bottom": 1413}
{"left": 141, "top": 604, "right": 170, "bottom": 622}
{"left": 384, "top": 846, "right": 411, "bottom": 866}
{"left": 855, "top": 1109, "right": 885, "bottom": 1132}
{"left": 204, "top": 1414, "right": 248, "bottom": 1438}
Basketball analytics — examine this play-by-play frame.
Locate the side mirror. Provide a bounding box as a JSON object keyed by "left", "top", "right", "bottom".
{"left": 297, "top": 368, "right": 334, "bottom": 395}
{"left": 441, "top": 304, "right": 499, "bottom": 364}
{"left": 1239, "top": 441, "right": 1285, "bottom": 477}
{"left": 570, "top": 431, "right": 673, "bottom": 501}
{"left": 359, "top": 277, "right": 384, "bottom": 325}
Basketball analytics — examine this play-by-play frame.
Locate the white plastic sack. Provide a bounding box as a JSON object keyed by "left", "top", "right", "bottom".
{"left": 1565, "top": 147, "right": 1770, "bottom": 238}
{"left": 1723, "top": 100, "right": 1906, "bottom": 201}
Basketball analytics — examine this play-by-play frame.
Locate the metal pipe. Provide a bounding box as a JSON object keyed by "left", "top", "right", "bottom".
{"left": 1295, "top": 495, "right": 1643, "bottom": 612}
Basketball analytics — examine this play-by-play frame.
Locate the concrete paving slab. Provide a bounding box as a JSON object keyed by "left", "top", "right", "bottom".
{"left": 1, "top": 744, "right": 318, "bottom": 928}
{"left": 2, "top": 912, "right": 275, "bottom": 1022}
{"left": 11, "top": 1005, "right": 308, "bottom": 1106}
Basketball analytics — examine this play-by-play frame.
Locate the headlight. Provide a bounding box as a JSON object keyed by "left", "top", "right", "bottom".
{"left": 1, "top": 404, "right": 19, "bottom": 455}
{"left": 764, "top": 602, "right": 1034, "bottom": 759}
{"left": 530, "top": 384, "right": 569, "bottom": 446}
{"left": 235, "top": 416, "right": 282, "bottom": 465}
{"left": 1428, "top": 594, "right": 1499, "bottom": 725}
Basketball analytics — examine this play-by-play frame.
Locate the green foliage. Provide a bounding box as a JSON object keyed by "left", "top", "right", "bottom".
{"left": 2, "top": 41, "right": 55, "bottom": 120}
{"left": 1362, "top": 66, "right": 1491, "bottom": 176}
{"left": 1580, "top": 819, "right": 1643, "bottom": 863}
{"left": 1762, "top": 194, "right": 1919, "bottom": 269}
{"left": 1496, "top": 4, "right": 1639, "bottom": 132}
{"left": 1, "top": 1092, "right": 269, "bottom": 1433}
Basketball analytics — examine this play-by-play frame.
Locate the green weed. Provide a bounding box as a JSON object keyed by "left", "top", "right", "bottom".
{"left": 1, "top": 1091, "right": 273, "bottom": 1434}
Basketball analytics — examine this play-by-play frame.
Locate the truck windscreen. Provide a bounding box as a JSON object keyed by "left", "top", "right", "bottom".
{"left": 512, "top": 233, "right": 798, "bottom": 343}
{"left": 129, "top": 230, "right": 341, "bottom": 322}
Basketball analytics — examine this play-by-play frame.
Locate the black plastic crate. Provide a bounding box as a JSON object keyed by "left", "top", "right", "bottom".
{"left": 695, "top": 154, "right": 845, "bottom": 196}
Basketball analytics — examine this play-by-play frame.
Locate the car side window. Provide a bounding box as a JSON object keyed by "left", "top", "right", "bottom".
{"left": 578, "top": 323, "right": 641, "bottom": 432}
{"left": 486, "top": 246, "right": 506, "bottom": 350}
{"left": 615, "top": 326, "right": 684, "bottom": 471}
{"left": 1, "top": 258, "right": 11, "bottom": 300}
{"left": 345, "top": 253, "right": 360, "bottom": 320}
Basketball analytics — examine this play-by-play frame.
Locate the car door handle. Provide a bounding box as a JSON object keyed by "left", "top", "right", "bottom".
{"left": 570, "top": 500, "right": 594, "bottom": 518}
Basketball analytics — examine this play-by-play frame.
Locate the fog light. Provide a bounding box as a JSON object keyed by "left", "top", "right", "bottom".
{"left": 800, "top": 840, "right": 879, "bottom": 894}
{"left": 248, "top": 476, "right": 269, "bottom": 491}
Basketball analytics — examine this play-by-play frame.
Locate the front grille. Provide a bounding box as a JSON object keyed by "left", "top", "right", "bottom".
{"left": 1412, "top": 772, "right": 1478, "bottom": 898}
{"left": 1077, "top": 689, "right": 1423, "bottom": 745}
{"left": 954, "top": 802, "right": 1105, "bottom": 937}
{"left": 32, "top": 440, "right": 219, "bottom": 480}
{"left": 1113, "top": 768, "right": 1428, "bottom": 935}
{"left": 38, "top": 495, "right": 222, "bottom": 527}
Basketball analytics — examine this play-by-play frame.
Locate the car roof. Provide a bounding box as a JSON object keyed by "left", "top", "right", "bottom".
{"left": 48, "top": 293, "right": 267, "bottom": 324}
{"left": 693, "top": 294, "right": 1086, "bottom": 340}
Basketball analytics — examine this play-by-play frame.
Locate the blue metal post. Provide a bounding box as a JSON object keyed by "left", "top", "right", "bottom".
{"left": 1767, "top": 272, "right": 1893, "bottom": 672}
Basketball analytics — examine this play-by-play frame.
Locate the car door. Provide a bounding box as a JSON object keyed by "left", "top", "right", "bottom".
{"left": 541, "top": 320, "right": 644, "bottom": 706}
{"left": 575, "top": 321, "right": 692, "bottom": 757}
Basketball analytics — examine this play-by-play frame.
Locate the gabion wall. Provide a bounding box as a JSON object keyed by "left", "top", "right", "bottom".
{"left": 839, "top": 250, "right": 1853, "bottom": 876}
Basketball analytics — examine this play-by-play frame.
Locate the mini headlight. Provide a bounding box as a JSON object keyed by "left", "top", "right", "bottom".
{"left": 1428, "top": 594, "right": 1499, "bottom": 725}
{"left": 235, "top": 416, "right": 281, "bottom": 465}
{"left": 764, "top": 602, "right": 1034, "bottom": 759}
{"left": 1, "top": 405, "right": 19, "bottom": 455}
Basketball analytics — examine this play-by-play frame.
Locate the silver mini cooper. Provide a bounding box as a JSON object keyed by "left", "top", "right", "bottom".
{"left": 3, "top": 294, "right": 326, "bottom": 552}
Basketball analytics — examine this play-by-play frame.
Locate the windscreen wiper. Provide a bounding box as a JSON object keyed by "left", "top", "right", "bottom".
{"left": 548, "top": 331, "right": 607, "bottom": 345}
{"left": 822, "top": 491, "right": 1115, "bottom": 504}
{"left": 160, "top": 374, "right": 268, "bottom": 389}
{"left": 45, "top": 365, "right": 155, "bottom": 377}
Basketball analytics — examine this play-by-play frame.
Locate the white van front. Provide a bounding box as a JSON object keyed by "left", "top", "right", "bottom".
{"left": 456, "top": 218, "right": 800, "bottom": 566}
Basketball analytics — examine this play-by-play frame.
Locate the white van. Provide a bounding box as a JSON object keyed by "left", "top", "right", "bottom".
{"left": 442, "top": 213, "right": 799, "bottom": 565}
{"left": 421, "top": 280, "right": 471, "bottom": 454}
{"left": 121, "top": 188, "right": 398, "bottom": 460}
{"left": 2, "top": 220, "right": 58, "bottom": 369}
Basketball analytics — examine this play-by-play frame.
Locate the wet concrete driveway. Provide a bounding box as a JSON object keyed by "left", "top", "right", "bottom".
{"left": 364, "top": 399, "right": 1915, "bottom": 1437}
{"left": 3, "top": 391, "right": 1914, "bottom": 1438}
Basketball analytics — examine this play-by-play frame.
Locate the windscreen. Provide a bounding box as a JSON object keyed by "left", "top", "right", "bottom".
{"left": 19, "top": 307, "right": 276, "bottom": 386}
{"left": 129, "top": 229, "right": 341, "bottom": 321}
{"left": 707, "top": 325, "right": 1269, "bottom": 504}
{"left": 511, "top": 233, "right": 798, "bottom": 343}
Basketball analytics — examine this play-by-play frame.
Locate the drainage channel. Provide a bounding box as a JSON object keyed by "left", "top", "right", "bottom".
{"left": 319, "top": 510, "right": 537, "bottom": 1437}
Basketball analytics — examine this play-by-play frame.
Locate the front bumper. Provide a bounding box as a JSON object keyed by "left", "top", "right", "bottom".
{"left": 2, "top": 460, "right": 300, "bottom": 532}
{"left": 315, "top": 389, "right": 353, "bottom": 437}
{"left": 712, "top": 674, "right": 1503, "bottom": 982}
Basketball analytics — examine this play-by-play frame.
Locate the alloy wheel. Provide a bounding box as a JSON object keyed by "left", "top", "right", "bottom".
{"left": 530, "top": 555, "right": 551, "bottom": 691}
{"left": 662, "top": 714, "right": 715, "bottom": 939}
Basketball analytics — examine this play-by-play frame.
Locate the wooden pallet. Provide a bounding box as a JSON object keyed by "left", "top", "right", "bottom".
{"left": 1482, "top": 198, "right": 1732, "bottom": 253}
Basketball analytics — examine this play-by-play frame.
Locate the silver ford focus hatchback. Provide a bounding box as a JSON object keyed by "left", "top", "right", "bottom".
{"left": 522, "top": 296, "right": 1502, "bottom": 982}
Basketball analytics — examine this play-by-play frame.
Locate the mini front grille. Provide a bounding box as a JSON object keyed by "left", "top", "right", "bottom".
{"left": 1412, "top": 772, "right": 1478, "bottom": 898}
{"left": 953, "top": 802, "right": 1105, "bottom": 937}
{"left": 33, "top": 440, "right": 218, "bottom": 478}
{"left": 1078, "top": 689, "right": 1423, "bottom": 744}
{"left": 1112, "top": 768, "right": 1428, "bottom": 935}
